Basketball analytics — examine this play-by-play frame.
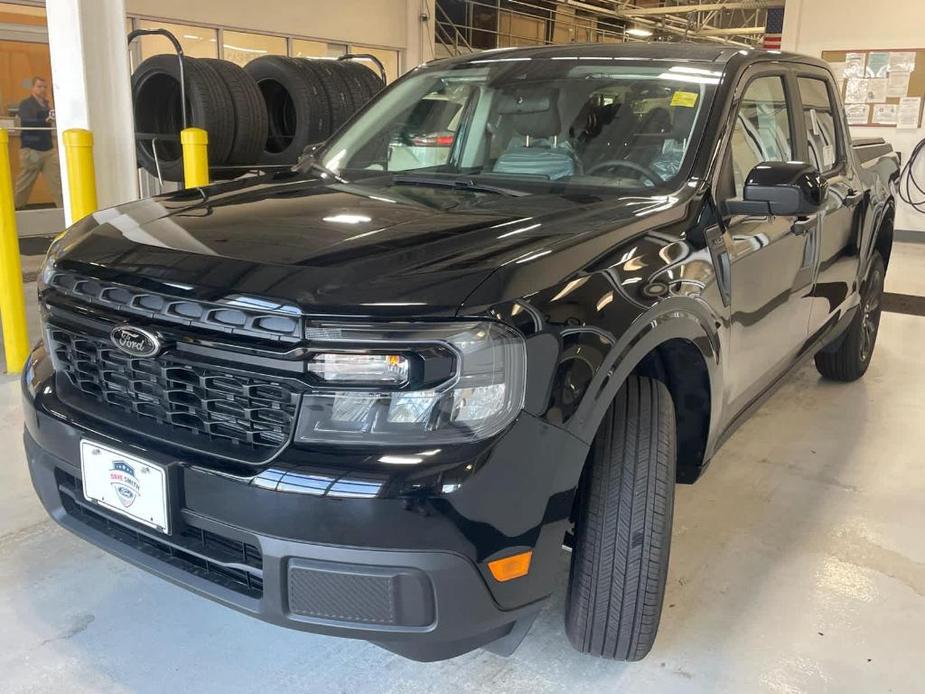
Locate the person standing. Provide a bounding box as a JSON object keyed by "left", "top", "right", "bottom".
{"left": 15, "top": 76, "right": 63, "bottom": 209}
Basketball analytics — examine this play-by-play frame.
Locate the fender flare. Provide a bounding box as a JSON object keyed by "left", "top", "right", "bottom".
{"left": 861, "top": 196, "right": 895, "bottom": 279}
{"left": 568, "top": 297, "right": 723, "bottom": 447}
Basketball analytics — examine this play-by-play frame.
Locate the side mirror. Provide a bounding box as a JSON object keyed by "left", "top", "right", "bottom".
{"left": 726, "top": 161, "right": 827, "bottom": 217}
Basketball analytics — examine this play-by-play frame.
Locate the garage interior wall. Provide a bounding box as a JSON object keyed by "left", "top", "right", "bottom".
{"left": 125, "top": 0, "right": 437, "bottom": 72}
{"left": 782, "top": 0, "right": 925, "bottom": 234}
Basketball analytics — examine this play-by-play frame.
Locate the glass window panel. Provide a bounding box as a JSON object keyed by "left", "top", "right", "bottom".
{"left": 798, "top": 77, "right": 832, "bottom": 111}
{"left": 798, "top": 77, "right": 840, "bottom": 171}
{"left": 136, "top": 20, "right": 218, "bottom": 60}
{"left": 349, "top": 46, "right": 399, "bottom": 84}
{"left": 729, "top": 76, "right": 793, "bottom": 196}
{"left": 291, "top": 38, "right": 327, "bottom": 58}
{"left": 292, "top": 39, "right": 345, "bottom": 59}
{"left": 804, "top": 109, "right": 838, "bottom": 171}
{"left": 222, "top": 30, "right": 286, "bottom": 66}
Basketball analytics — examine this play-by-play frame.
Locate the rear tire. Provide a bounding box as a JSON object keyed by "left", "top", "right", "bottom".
{"left": 814, "top": 253, "right": 885, "bottom": 382}
{"left": 565, "top": 375, "right": 676, "bottom": 661}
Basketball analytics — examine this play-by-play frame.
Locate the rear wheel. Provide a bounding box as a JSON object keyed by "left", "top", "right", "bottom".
{"left": 565, "top": 375, "right": 676, "bottom": 661}
{"left": 814, "top": 254, "right": 885, "bottom": 382}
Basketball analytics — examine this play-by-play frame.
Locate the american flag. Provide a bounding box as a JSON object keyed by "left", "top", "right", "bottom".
{"left": 763, "top": 6, "right": 785, "bottom": 50}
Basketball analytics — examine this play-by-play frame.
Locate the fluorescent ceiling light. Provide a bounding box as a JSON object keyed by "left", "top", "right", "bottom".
{"left": 626, "top": 28, "right": 653, "bottom": 38}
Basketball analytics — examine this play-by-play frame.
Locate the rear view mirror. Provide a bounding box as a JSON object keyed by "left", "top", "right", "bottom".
{"left": 726, "top": 161, "right": 827, "bottom": 217}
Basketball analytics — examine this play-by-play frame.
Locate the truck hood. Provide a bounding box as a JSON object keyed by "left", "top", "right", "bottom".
{"left": 56, "top": 172, "right": 688, "bottom": 316}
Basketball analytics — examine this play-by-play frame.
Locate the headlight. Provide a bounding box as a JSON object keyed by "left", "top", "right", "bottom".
{"left": 294, "top": 321, "right": 527, "bottom": 445}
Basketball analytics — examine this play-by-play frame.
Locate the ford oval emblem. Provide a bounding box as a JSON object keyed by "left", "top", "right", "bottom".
{"left": 110, "top": 325, "right": 162, "bottom": 358}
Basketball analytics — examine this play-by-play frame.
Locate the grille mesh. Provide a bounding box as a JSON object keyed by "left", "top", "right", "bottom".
{"left": 49, "top": 325, "right": 299, "bottom": 453}
{"left": 57, "top": 470, "right": 263, "bottom": 598}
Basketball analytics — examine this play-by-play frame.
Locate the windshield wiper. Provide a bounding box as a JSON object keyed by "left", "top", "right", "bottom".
{"left": 390, "top": 174, "right": 530, "bottom": 197}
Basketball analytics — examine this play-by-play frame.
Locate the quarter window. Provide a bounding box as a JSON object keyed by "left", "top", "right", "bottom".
{"left": 729, "top": 76, "right": 793, "bottom": 197}
{"left": 798, "top": 77, "right": 840, "bottom": 172}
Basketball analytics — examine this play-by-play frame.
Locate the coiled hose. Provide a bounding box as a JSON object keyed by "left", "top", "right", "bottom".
{"left": 898, "top": 136, "right": 925, "bottom": 214}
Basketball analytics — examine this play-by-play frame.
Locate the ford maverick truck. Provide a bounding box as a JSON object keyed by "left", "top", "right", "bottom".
{"left": 23, "top": 44, "right": 898, "bottom": 661}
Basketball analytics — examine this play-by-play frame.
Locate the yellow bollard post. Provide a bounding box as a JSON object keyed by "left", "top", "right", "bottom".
{"left": 0, "top": 128, "right": 30, "bottom": 373}
{"left": 62, "top": 128, "right": 98, "bottom": 222}
{"left": 181, "top": 128, "right": 209, "bottom": 188}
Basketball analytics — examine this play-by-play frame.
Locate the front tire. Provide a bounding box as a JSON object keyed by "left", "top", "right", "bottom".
{"left": 814, "top": 254, "right": 885, "bottom": 382}
{"left": 565, "top": 375, "right": 676, "bottom": 661}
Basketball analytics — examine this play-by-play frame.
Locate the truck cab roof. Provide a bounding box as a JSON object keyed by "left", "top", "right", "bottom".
{"left": 426, "top": 41, "right": 830, "bottom": 73}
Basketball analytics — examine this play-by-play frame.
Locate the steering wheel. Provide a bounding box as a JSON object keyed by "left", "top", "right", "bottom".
{"left": 585, "top": 159, "right": 663, "bottom": 185}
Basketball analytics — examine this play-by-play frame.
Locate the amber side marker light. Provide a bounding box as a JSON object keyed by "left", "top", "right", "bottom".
{"left": 488, "top": 550, "right": 533, "bottom": 582}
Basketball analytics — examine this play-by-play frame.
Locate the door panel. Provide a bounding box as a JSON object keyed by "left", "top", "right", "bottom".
{"left": 720, "top": 73, "right": 814, "bottom": 411}
{"left": 794, "top": 74, "right": 864, "bottom": 338}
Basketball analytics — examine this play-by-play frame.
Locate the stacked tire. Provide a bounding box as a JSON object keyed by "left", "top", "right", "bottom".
{"left": 131, "top": 54, "right": 385, "bottom": 182}
{"left": 244, "top": 57, "right": 385, "bottom": 165}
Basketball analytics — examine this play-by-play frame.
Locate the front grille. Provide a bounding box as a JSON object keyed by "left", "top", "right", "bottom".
{"left": 56, "top": 470, "right": 263, "bottom": 598}
{"left": 48, "top": 324, "right": 300, "bottom": 456}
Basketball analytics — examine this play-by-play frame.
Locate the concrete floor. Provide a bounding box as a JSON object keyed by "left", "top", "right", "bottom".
{"left": 886, "top": 240, "right": 925, "bottom": 297}
{"left": 1, "top": 252, "right": 924, "bottom": 692}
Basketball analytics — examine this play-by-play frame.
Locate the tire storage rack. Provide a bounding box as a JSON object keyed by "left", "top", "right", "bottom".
{"left": 128, "top": 28, "right": 387, "bottom": 185}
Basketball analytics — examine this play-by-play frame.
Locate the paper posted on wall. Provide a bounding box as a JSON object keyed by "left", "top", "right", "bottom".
{"left": 865, "top": 78, "right": 888, "bottom": 103}
{"left": 887, "top": 71, "right": 911, "bottom": 99}
{"left": 866, "top": 51, "right": 890, "bottom": 78}
{"left": 873, "top": 104, "right": 898, "bottom": 125}
{"left": 897, "top": 97, "right": 922, "bottom": 129}
{"left": 844, "top": 52, "right": 866, "bottom": 78}
{"left": 888, "top": 51, "right": 916, "bottom": 74}
{"left": 844, "top": 78, "right": 867, "bottom": 104}
{"left": 845, "top": 103, "right": 870, "bottom": 126}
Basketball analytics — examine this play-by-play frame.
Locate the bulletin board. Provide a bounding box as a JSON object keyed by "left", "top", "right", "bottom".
{"left": 821, "top": 48, "right": 925, "bottom": 128}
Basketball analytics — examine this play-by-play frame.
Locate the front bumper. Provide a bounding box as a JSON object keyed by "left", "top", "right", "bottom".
{"left": 22, "top": 345, "right": 588, "bottom": 660}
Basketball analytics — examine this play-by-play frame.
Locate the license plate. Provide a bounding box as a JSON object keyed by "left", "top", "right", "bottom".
{"left": 80, "top": 440, "right": 170, "bottom": 534}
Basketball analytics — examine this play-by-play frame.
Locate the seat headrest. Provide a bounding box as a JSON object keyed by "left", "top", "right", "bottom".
{"left": 498, "top": 88, "right": 561, "bottom": 139}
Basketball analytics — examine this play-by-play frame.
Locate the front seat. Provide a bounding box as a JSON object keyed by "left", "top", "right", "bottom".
{"left": 492, "top": 88, "right": 577, "bottom": 180}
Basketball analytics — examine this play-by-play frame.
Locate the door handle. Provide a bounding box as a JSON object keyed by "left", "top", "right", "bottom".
{"left": 845, "top": 189, "right": 864, "bottom": 207}
{"left": 791, "top": 217, "right": 815, "bottom": 236}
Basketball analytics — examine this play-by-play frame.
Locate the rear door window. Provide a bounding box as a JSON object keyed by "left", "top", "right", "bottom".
{"left": 797, "top": 77, "right": 840, "bottom": 172}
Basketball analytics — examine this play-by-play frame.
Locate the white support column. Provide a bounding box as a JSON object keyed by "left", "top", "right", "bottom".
{"left": 405, "top": 0, "right": 437, "bottom": 73}
{"left": 46, "top": 0, "right": 137, "bottom": 226}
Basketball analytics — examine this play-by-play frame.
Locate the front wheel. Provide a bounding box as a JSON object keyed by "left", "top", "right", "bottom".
{"left": 814, "top": 254, "right": 885, "bottom": 382}
{"left": 565, "top": 375, "right": 676, "bottom": 661}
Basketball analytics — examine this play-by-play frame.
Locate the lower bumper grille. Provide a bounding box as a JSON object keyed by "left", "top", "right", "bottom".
{"left": 56, "top": 470, "right": 263, "bottom": 598}
{"left": 48, "top": 324, "right": 300, "bottom": 459}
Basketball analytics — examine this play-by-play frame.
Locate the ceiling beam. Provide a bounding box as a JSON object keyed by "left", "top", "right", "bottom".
{"left": 563, "top": 0, "right": 758, "bottom": 48}
{"left": 695, "top": 26, "right": 767, "bottom": 35}
{"left": 620, "top": 1, "right": 783, "bottom": 16}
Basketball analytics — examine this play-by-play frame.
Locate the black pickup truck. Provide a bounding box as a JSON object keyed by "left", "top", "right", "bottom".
{"left": 23, "top": 44, "right": 898, "bottom": 662}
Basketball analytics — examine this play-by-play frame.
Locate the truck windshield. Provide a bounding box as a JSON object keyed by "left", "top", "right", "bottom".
{"left": 318, "top": 57, "right": 719, "bottom": 193}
